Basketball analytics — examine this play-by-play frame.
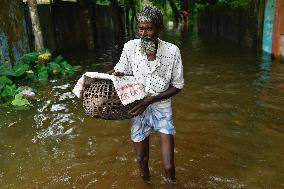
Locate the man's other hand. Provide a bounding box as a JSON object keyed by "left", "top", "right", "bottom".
{"left": 128, "top": 96, "right": 154, "bottom": 116}
{"left": 112, "top": 71, "right": 125, "bottom": 76}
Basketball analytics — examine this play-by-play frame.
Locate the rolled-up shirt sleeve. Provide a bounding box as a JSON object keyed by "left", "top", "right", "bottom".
{"left": 114, "top": 43, "right": 133, "bottom": 75}
{"left": 170, "top": 48, "right": 184, "bottom": 89}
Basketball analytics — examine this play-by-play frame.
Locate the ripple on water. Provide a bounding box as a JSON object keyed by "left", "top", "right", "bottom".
{"left": 50, "top": 104, "right": 67, "bottom": 112}
{"left": 32, "top": 113, "right": 76, "bottom": 143}
{"left": 208, "top": 176, "right": 245, "bottom": 189}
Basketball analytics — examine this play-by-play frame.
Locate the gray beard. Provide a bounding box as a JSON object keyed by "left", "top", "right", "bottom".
{"left": 140, "top": 38, "right": 157, "bottom": 55}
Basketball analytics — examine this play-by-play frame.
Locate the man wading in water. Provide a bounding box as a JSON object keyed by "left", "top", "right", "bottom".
{"left": 107, "top": 6, "right": 184, "bottom": 182}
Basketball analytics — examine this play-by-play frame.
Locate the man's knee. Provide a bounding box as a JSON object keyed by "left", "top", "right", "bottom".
{"left": 136, "top": 155, "right": 149, "bottom": 165}
{"left": 163, "top": 163, "right": 175, "bottom": 171}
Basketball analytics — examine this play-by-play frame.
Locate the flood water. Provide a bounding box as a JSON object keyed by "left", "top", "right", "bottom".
{"left": 1, "top": 23, "right": 284, "bottom": 189}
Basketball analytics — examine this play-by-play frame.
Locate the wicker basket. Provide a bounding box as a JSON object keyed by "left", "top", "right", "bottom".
{"left": 82, "top": 78, "right": 138, "bottom": 120}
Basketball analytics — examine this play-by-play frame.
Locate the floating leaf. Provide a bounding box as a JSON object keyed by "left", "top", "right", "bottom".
{"left": 11, "top": 94, "right": 31, "bottom": 106}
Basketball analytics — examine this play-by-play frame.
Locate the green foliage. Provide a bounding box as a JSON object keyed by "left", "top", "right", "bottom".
{"left": 12, "top": 51, "right": 77, "bottom": 81}
{"left": 0, "top": 76, "right": 13, "bottom": 85}
{"left": 0, "top": 76, "right": 13, "bottom": 93}
{"left": 11, "top": 94, "right": 31, "bottom": 107}
{"left": 0, "top": 62, "right": 16, "bottom": 76}
{"left": 47, "top": 62, "right": 61, "bottom": 75}
{"left": 0, "top": 51, "right": 5, "bottom": 64}
{"left": 13, "top": 60, "right": 31, "bottom": 77}
{"left": 0, "top": 77, "right": 18, "bottom": 107}
{"left": 60, "top": 61, "right": 75, "bottom": 76}
{"left": 0, "top": 76, "right": 16, "bottom": 105}
{"left": 54, "top": 55, "right": 64, "bottom": 64}
{"left": 26, "top": 70, "right": 36, "bottom": 80}
{"left": 37, "top": 48, "right": 50, "bottom": 54}
{"left": 226, "top": 0, "right": 253, "bottom": 9}
{"left": 0, "top": 50, "right": 79, "bottom": 107}
{"left": 21, "top": 52, "right": 38, "bottom": 64}
{"left": 194, "top": 3, "right": 208, "bottom": 11}
{"left": 1, "top": 84, "right": 16, "bottom": 97}
{"left": 193, "top": 0, "right": 253, "bottom": 10}
{"left": 36, "top": 65, "right": 48, "bottom": 81}
{"left": 96, "top": 0, "right": 110, "bottom": 6}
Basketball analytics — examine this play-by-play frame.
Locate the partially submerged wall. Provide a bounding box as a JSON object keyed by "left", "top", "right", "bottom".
{"left": 198, "top": 2, "right": 265, "bottom": 49}
{"left": 262, "top": 0, "right": 275, "bottom": 54}
{"left": 36, "top": 2, "right": 122, "bottom": 52}
{"left": 0, "top": 0, "right": 30, "bottom": 63}
{"left": 272, "top": 0, "right": 284, "bottom": 59}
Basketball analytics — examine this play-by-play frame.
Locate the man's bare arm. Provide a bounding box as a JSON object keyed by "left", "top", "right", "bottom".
{"left": 129, "top": 86, "right": 182, "bottom": 116}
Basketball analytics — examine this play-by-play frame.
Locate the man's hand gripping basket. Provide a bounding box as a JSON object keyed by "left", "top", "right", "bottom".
{"left": 82, "top": 78, "right": 137, "bottom": 120}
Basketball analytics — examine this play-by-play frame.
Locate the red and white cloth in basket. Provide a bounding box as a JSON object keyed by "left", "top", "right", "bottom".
{"left": 72, "top": 72, "right": 146, "bottom": 105}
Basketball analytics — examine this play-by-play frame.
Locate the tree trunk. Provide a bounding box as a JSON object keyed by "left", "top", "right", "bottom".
{"left": 78, "top": 0, "right": 95, "bottom": 50}
{"left": 27, "top": 0, "right": 44, "bottom": 50}
{"left": 168, "top": 0, "right": 181, "bottom": 23}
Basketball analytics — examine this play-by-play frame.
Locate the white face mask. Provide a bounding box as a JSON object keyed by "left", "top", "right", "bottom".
{"left": 140, "top": 38, "right": 157, "bottom": 55}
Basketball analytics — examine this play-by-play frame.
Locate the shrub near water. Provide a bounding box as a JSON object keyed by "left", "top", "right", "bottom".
{"left": 0, "top": 49, "right": 80, "bottom": 107}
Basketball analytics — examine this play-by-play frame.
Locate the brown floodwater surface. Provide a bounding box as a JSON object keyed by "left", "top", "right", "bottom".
{"left": 0, "top": 25, "right": 284, "bottom": 189}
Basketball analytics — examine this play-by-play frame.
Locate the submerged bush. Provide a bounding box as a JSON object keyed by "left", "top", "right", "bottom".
{"left": 0, "top": 49, "right": 80, "bottom": 107}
